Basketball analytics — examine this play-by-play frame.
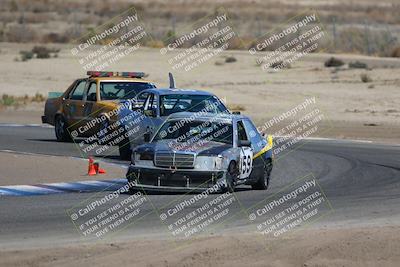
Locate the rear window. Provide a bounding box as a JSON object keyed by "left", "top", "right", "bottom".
{"left": 160, "top": 94, "right": 227, "bottom": 116}
{"left": 99, "top": 82, "right": 155, "bottom": 100}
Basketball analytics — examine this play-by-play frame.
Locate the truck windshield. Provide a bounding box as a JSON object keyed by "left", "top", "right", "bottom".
{"left": 153, "top": 120, "right": 233, "bottom": 145}
{"left": 99, "top": 82, "right": 155, "bottom": 100}
{"left": 160, "top": 94, "right": 228, "bottom": 116}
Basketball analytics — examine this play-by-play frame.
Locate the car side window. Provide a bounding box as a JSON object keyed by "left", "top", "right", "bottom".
{"left": 144, "top": 93, "right": 158, "bottom": 110}
{"left": 69, "top": 80, "right": 86, "bottom": 100}
{"left": 150, "top": 94, "right": 158, "bottom": 110}
{"left": 86, "top": 82, "right": 97, "bottom": 101}
{"left": 133, "top": 92, "right": 149, "bottom": 109}
{"left": 243, "top": 119, "right": 264, "bottom": 151}
{"left": 144, "top": 93, "right": 153, "bottom": 111}
{"left": 237, "top": 121, "right": 248, "bottom": 141}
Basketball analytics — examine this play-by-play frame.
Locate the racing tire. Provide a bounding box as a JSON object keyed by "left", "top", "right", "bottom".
{"left": 252, "top": 159, "right": 272, "bottom": 190}
{"left": 54, "top": 115, "right": 72, "bottom": 142}
{"left": 98, "top": 119, "right": 131, "bottom": 160}
{"left": 118, "top": 143, "right": 132, "bottom": 161}
{"left": 97, "top": 119, "right": 110, "bottom": 146}
{"left": 224, "top": 161, "right": 238, "bottom": 193}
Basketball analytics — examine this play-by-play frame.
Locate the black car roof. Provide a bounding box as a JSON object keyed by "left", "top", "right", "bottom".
{"left": 142, "top": 88, "right": 216, "bottom": 96}
{"left": 166, "top": 112, "right": 249, "bottom": 122}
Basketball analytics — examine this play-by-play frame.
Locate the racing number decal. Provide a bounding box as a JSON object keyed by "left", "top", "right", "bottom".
{"left": 240, "top": 148, "right": 253, "bottom": 179}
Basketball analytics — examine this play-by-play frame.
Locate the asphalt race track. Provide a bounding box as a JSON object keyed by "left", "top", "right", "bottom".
{"left": 0, "top": 124, "right": 399, "bottom": 249}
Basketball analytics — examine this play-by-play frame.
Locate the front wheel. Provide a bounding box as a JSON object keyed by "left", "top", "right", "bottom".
{"left": 54, "top": 116, "right": 71, "bottom": 142}
{"left": 224, "top": 161, "right": 238, "bottom": 193}
{"left": 252, "top": 159, "right": 272, "bottom": 190}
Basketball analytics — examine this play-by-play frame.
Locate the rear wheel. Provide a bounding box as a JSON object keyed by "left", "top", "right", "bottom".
{"left": 54, "top": 115, "right": 71, "bottom": 142}
{"left": 252, "top": 159, "right": 272, "bottom": 190}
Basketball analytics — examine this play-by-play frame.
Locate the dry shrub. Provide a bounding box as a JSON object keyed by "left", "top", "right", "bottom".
{"left": 349, "top": 61, "right": 368, "bottom": 69}
{"left": 228, "top": 104, "right": 245, "bottom": 111}
{"left": 1, "top": 94, "right": 15, "bottom": 106}
{"left": 145, "top": 40, "right": 164, "bottom": 48}
{"left": 271, "top": 61, "right": 291, "bottom": 69}
{"left": 360, "top": 73, "right": 373, "bottom": 83}
{"left": 324, "top": 57, "right": 344, "bottom": 67}
{"left": 225, "top": 56, "right": 237, "bottom": 63}
{"left": 0, "top": 93, "right": 47, "bottom": 109}
{"left": 42, "top": 33, "right": 69, "bottom": 43}
{"left": 228, "top": 37, "right": 245, "bottom": 50}
{"left": 391, "top": 47, "right": 400, "bottom": 58}
{"left": 35, "top": 46, "right": 60, "bottom": 58}
{"left": 19, "top": 50, "right": 34, "bottom": 61}
{"left": 32, "top": 92, "right": 46, "bottom": 102}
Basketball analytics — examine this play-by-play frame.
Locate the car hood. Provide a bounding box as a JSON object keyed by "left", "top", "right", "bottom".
{"left": 135, "top": 140, "right": 232, "bottom": 156}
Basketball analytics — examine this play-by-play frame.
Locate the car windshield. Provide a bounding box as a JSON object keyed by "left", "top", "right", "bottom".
{"left": 99, "top": 82, "right": 155, "bottom": 100}
{"left": 153, "top": 120, "right": 233, "bottom": 145}
{"left": 160, "top": 94, "right": 227, "bottom": 116}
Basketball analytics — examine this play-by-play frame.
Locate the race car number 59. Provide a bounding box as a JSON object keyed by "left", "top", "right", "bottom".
{"left": 240, "top": 148, "right": 253, "bottom": 179}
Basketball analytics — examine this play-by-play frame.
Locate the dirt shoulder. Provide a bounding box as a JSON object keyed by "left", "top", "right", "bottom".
{"left": 0, "top": 109, "right": 42, "bottom": 124}
{"left": 0, "top": 151, "right": 126, "bottom": 186}
{"left": 1, "top": 226, "right": 399, "bottom": 267}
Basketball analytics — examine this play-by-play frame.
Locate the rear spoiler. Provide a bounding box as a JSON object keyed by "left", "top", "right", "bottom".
{"left": 169, "top": 72, "right": 176, "bottom": 88}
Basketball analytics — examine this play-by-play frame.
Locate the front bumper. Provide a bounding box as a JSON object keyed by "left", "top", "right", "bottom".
{"left": 126, "top": 165, "right": 226, "bottom": 192}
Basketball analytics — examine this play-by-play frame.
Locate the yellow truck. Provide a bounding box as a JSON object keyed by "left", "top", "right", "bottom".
{"left": 42, "top": 71, "right": 156, "bottom": 157}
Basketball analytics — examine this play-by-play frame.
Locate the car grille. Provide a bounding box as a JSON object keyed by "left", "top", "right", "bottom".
{"left": 154, "top": 152, "right": 195, "bottom": 168}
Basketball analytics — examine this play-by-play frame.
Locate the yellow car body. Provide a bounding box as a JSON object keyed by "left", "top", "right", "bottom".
{"left": 42, "top": 72, "right": 155, "bottom": 140}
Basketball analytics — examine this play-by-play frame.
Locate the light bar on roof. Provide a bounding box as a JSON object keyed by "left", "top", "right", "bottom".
{"left": 87, "top": 71, "right": 145, "bottom": 78}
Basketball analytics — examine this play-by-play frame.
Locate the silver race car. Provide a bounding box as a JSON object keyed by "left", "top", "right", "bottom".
{"left": 126, "top": 112, "right": 273, "bottom": 192}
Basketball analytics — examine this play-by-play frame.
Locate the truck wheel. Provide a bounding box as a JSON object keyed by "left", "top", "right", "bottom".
{"left": 118, "top": 143, "right": 132, "bottom": 160}
{"left": 252, "top": 159, "right": 272, "bottom": 190}
{"left": 54, "top": 115, "right": 71, "bottom": 142}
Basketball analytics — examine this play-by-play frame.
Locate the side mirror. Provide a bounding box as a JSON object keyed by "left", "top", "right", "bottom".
{"left": 238, "top": 140, "right": 251, "bottom": 147}
{"left": 144, "top": 132, "right": 151, "bottom": 142}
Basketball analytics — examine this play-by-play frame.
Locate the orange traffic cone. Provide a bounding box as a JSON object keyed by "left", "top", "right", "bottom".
{"left": 98, "top": 166, "right": 106, "bottom": 174}
{"left": 93, "top": 161, "right": 107, "bottom": 174}
{"left": 88, "top": 157, "right": 97, "bottom": 176}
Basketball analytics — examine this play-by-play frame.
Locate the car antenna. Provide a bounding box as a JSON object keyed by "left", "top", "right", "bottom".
{"left": 169, "top": 72, "right": 176, "bottom": 88}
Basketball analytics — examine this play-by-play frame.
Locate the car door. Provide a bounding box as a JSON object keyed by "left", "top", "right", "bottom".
{"left": 237, "top": 120, "right": 253, "bottom": 181}
{"left": 142, "top": 93, "right": 163, "bottom": 136}
{"left": 127, "top": 92, "right": 157, "bottom": 147}
{"left": 63, "top": 79, "right": 87, "bottom": 132}
{"left": 243, "top": 119, "right": 266, "bottom": 180}
{"left": 81, "top": 80, "right": 100, "bottom": 137}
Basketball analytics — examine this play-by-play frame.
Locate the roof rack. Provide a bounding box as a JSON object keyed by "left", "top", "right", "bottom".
{"left": 86, "top": 71, "right": 145, "bottom": 78}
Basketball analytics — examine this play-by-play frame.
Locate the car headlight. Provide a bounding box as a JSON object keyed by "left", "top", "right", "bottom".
{"left": 140, "top": 152, "right": 153, "bottom": 161}
{"left": 132, "top": 152, "right": 153, "bottom": 164}
{"left": 215, "top": 155, "right": 223, "bottom": 170}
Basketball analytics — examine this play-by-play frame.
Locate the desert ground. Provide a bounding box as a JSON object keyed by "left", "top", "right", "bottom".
{"left": 0, "top": 41, "right": 399, "bottom": 267}
{"left": 1, "top": 226, "right": 399, "bottom": 267}
{"left": 0, "top": 42, "right": 399, "bottom": 142}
